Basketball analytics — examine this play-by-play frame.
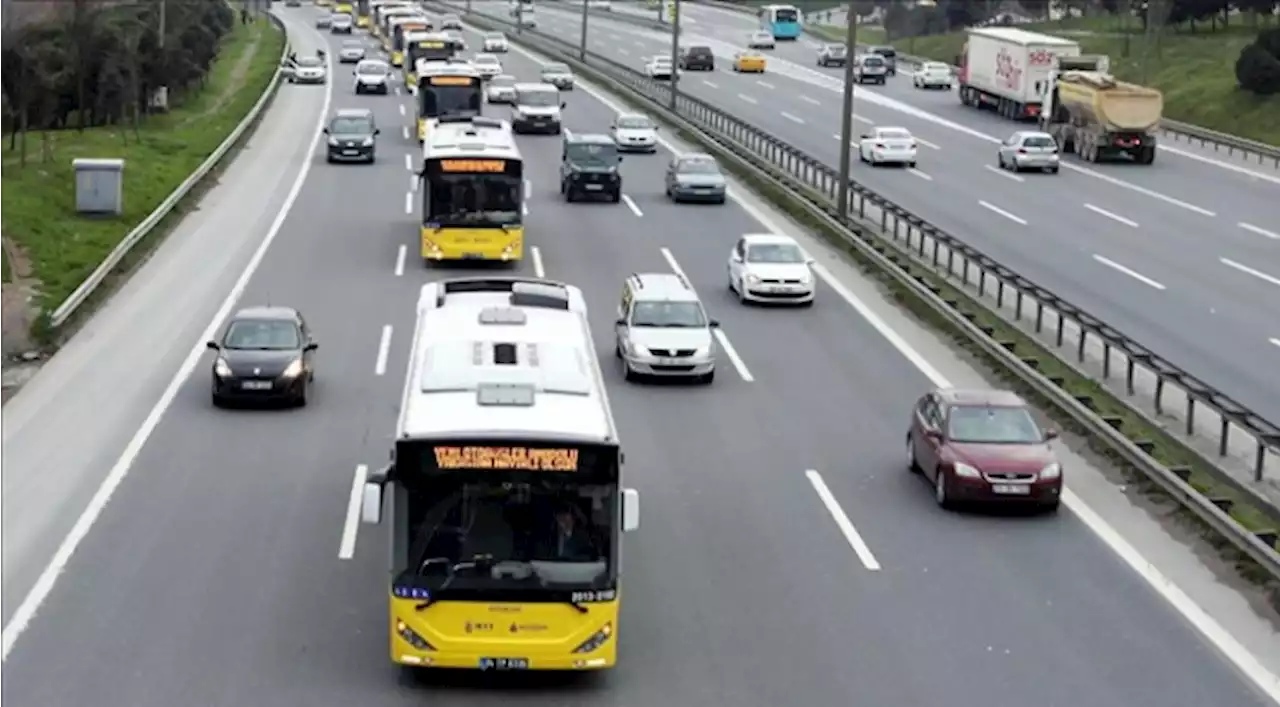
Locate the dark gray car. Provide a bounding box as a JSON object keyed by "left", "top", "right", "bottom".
{"left": 207, "top": 306, "right": 317, "bottom": 407}
{"left": 665, "top": 153, "right": 726, "bottom": 204}
{"left": 325, "top": 109, "right": 379, "bottom": 163}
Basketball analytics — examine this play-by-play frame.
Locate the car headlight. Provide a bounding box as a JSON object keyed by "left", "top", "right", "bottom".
{"left": 328, "top": 137, "right": 340, "bottom": 146}
{"left": 361, "top": 137, "right": 374, "bottom": 146}
{"left": 745, "top": 273, "right": 761, "bottom": 284}
{"left": 282, "top": 359, "right": 304, "bottom": 378}
{"left": 1039, "top": 463, "right": 1062, "bottom": 480}
{"left": 953, "top": 462, "right": 981, "bottom": 478}
{"left": 214, "top": 357, "right": 233, "bottom": 378}
{"left": 572, "top": 623, "right": 613, "bottom": 653}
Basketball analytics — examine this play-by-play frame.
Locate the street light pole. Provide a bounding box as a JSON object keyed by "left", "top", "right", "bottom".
{"left": 516, "top": 1, "right": 523, "bottom": 35}
{"left": 579, "top": 0, "right": 589, "bottom": 61}
{"left": 835, "top": 8, "right": 859, "bottom": 221}
{"left": 668, "top": 0, "right": 680, "bottom": 111}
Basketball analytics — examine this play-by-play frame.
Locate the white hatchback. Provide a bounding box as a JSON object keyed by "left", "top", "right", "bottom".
{"left": 645, "top": 56, "right": 675, "bottom": 79}
{"left": 748, "top": 31, "right": 776, "bottom": 49}
{"left": 473, "top": 53, "right": 502, "bottom": 79}
{"left": 727, "top": 234, "right": 816, "bottom": 306}
{"left": 859, "top": 126, "right": 918, "bottom": 167}
{"left": 913, "top": 61, "right": 953, "bottom": 90}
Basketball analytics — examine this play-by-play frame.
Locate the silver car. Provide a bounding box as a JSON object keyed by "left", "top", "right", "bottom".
{"left": 997, "top": 131, "right": 1060, "bottom": 174}
{"left": 539, "top": 63, "right": 575, "bottom": 90}
{"left": 315, "top": 14, "right": 331, "bottom": 28}
{"left": 338, "top": 39, "right": 365, "bottom": 63}
{"left": 615, "top": 273, "right": 718, "bottom": 384}
{"left": 665, "top": 153, "right": 726, "bottom": 203}
{"left": 290, "top": 56, "right": 327, "bottom": 84}
{"left": 486, "top": 74, "right": 518, "bottom": 103}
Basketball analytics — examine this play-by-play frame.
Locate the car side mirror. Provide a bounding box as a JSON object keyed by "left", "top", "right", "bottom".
{"left": 360, "top": 482, "right": 383, "bottom": 525}
{"left": 322, "top": 127, "right": 329, "bottom": 134}
{"left": 304, "top": 342, "right": 319, "bottom": 351}
{"left": 805, "top": 257, "right": 815, "bottom": 266}
{"left": 373, "top": 128, "right": 381, "bottom": 135}
{"left": 709, "top": 319, "right": 720, "bottom": 328}
{"left": 1044, "top": 428, "right": 1059, "bottom": 441}
{"left": 205, "top": 340, "right": 220, "bottom": 351}
{"left": 621, "top": 488, "right": 640, "bottom": 532}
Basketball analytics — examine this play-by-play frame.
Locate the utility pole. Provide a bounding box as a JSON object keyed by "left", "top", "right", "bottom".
{"left": 516, "top": 1, "right": 523, "bottom": 35}
{"left": 667, "top": 0, "right": 680, "bottom": 110}
{"left": 578, "top": 0, "right": 589, "bottom": 61}
{"left": 158, "top": 0, "right": 166, "bottom": 49}
{"left": 835, "top": 6, "right": 858, "bottom": 221}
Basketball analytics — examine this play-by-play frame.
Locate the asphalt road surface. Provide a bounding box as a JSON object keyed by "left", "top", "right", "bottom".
{"left": 2, "top": 6, "right": 1277, "bottom": 707}
{"left": 528, "top": 0, "right": 1280, "bottom": 422}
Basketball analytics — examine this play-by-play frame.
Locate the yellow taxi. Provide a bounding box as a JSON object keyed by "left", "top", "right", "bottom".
{"left": 733, "top": 51, "right": 767, "bottom": 73}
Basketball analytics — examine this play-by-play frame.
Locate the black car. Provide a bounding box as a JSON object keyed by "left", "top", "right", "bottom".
{"left": 560, "top": 132, "right": 622, "bottom": 203}
{"left": 679, "top": 45, "right": 714, "bottom": 71}
{"left": 324, "top": 108, "right": 379, "bottom": 163}
{"left": 207, "top": 306, "right": 317, "bottom": 407}
{"left": 867, "top": 45, "right": 897, "bottom": 75}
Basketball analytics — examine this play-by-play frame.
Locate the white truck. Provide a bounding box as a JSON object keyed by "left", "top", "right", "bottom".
{"left": 956, "top": 27, "right": 1080, "bottom": 120}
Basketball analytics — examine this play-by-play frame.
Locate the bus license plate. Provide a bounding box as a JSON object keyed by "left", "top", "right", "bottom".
{"left": 241, "top": 381, "right": 272, "bottom": 390}
{"left": 462, "top": 253, "right": 485, "bottom": 260}
{"left": 991, "top": 484, "right": 1030, "bottom": 495}
{"left": 479, "top": 657, "right": 529, "bottom": 670}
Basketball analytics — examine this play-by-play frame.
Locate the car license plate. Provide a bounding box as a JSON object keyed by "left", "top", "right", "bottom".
{"left": 241, "top": 380, "right": 272, "bottom": 390}
{"left": 585, "top": 184, "right": 603, "bottom": 191}
{"left": 991, "top": 484, "right": 1031, "bottom": 495}
{"left": 532, "top": 121, "right": 545, "bottom": 127}
{"left": 655, "top": 357, "right": 682, "bottom": 365}
{"left": 479, "top": 657, "right": 529, "bottom": 670}
{"left": 343, "top": 150, "right": 359, "bottom": 155}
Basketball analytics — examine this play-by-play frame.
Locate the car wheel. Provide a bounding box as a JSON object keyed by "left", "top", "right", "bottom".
{"left": 610, "top": 191, "right": 621, "bottom": 203}
{"left": 1040, "top": 499, "right": 1061, "bottom": 514}
{"left": 211, "top": 390, "right": 224, "bottom": 408}
{"left": 934, "top": 469, "right": 953, "bottom": 509}
{"left": 1049, "top": 167, "right": 1060, "bottom": 174}
{"left": 736, "top": 278, "right": 748, "bottom": 304}
{"left": 908, "top": 161, "right": 917, "bottom": 168}
{"left": 699, "top": 370, "right": 715, "bottom": 384}
{"left": 621, "top": 356, "right": 636, "bottom": 382}
{"left": 906, "top": 435, "right": 920, "bottom": 473}
{"left": 565, "top": 187, "right": 575, "bottom": 203}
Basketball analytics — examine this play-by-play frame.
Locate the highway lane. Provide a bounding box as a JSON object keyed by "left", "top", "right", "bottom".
{"left": 503, "top": 2, "right": 1280, "bottom": 422}
{"left": 5, "top": 9, "right": 1276, "bottom": 707}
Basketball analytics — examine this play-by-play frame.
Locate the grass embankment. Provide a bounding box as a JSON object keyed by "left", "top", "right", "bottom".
{"left": 813, "top": 17, "right": 1279, "bottom": 146}
{"left": 0, "top": 15, "right": 285, "bottom": 324}
{"left": 481, "top": 16, "right": 1280, "bottom": 596}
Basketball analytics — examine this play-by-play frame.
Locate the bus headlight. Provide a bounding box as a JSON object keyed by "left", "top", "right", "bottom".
{"left": 396, "top": 619, "right": 435, "bottom": 651}
{"left": 572, "top": 623, "right": 612, "bottom": 653}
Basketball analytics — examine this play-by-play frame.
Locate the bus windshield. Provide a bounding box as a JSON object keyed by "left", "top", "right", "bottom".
{"left": 392, "top": 441, "right": 620, "bottom": 598}
{"left": 408, "top": 42, "right": 452, "bottom": 66}
{"left": 420, "top": 81, "right": 482, "bottom": 119}
{"left": 774, "top": 6, "right": 798, "bottom": 22}
{"left": 424, "top": 162, "right": 522, "bottom": 228}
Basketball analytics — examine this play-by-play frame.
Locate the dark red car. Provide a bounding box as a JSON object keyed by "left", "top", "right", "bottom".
{"left": 906, "top": 388, "right": 1061, "bottom": 512}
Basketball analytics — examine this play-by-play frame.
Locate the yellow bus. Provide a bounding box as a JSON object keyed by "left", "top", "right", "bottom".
{"left": 414, "top": 63, "right": 483, "bottom": 144}
{"left": 358, "top": 276, "right": 642, "bottom": 671}
{"left": 389, "top": 15, "right": 432, "bottom": 66}
{"left": 354, "top": 0, "right": 370, "bottom": 26}
{"left": 334, "top": 0, "right": 353, "bottom": 14}
{"left": 403, "top": 34, "right": 461, "bottom": 86}
{"left": 378, "top": 7, "right": 420, "bottom": 50}
{"left": 418, "top": 117, "right": 522, "bottom": 262}
{"left": 316, "top": 0, "right": 332, "bottom": 7}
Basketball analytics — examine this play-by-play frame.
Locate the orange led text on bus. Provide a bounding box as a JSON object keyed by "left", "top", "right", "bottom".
{"left": 432, "top": 446, "right": 580, "bottom": 471}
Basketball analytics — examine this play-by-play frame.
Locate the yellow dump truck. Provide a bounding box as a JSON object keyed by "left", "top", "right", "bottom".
{"left": 1040, "top": 56, "right": 1163, "bottom": 164}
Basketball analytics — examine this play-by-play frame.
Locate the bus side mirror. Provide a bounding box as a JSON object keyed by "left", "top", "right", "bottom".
{"left": 621, "top": 488, "right": 640, "bottom": 532}
{"left": 360, "top": 483, "right": 383, "bottom": 525}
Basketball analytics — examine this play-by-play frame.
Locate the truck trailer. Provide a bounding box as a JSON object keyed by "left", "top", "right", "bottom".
{"left": 955, "top": 27, "right": 1081, "bottom": 120}
{"left": 1040, "top": 56, "right": 1163, "bottom": 164}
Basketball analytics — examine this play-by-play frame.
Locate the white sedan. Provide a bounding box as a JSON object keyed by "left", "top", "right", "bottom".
{"left": 482, "top": 32, "right": 509, "bottom": 52}
{"left": 486, "top": 74, "right": 518, "bottom": 103}
{"left": 747, "top": 31, "right": 776, "bottom": 49}
{"left": 859, "top": 126, "right": 918, "bottom": 167}
{"left": 645, "top": 56, "right": 676, "bottom": 80}
{"left": 913, "top": 61, "right": 953, "bottom": 90}
{"left": 473, "top": 53, "right": 503, "bottom": 79}
{"left": 610, "top": 113, "right": 658, "bottom": 152}
{"left": 728, "top": 234, "right": 816, "bottom": 305}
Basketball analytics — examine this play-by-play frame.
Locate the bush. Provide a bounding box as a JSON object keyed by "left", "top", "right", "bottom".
{"left": 1236, "top": 40, "right": 1280, "bottom": 96}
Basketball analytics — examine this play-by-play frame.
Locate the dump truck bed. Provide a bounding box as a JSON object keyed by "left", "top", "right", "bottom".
{"left": 1057, "top": 71, "right": 1163, "bottom": 133}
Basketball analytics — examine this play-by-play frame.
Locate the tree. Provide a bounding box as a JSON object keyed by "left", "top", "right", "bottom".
{"left": 1237, "top": 29, "right": 1280, "bottom": 95}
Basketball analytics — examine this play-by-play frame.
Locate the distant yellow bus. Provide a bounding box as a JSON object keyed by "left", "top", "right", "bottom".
{"left": 414, "top": 64, "right": 483, "bottom": 144}
{"left": 403, "top": 35, "right": 460, "bottom": 86}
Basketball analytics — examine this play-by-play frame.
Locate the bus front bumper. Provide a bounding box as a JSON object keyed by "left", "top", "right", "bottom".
{"left": 421, "top": 227, "right": 524, "bottom": 262}
{"left": 394, "top": 651, "right": 615, "bottom": 670}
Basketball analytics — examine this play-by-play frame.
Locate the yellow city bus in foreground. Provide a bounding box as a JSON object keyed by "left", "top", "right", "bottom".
{"left": 414, "top": 63, "right": 483, "bottom": 144}
{"left": 359, "top": 276, "right": 642, "bottom": 671}
{"left": 418, "top": 117, "right": 523, "bottom": 263}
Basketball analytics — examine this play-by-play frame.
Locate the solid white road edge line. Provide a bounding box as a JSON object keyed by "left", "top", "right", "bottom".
{"left": 394, "top": 244, "right": 406, "bottom": 277}
{"left": 375, "top": 325, "right": 393, "bottom": 376}
{"left": 621, "top": 194, "right": 644, "bottom": 217}
{"left": 1093, "top": 255, "right": 1167, "bottom": 290}
{"left": 1221, "top": 257, "right": 1280, "bottom": 288}
{"left": 0, "top": 22, "right": 337, "bottom": 662}
{"left": 338, "top": 464, "right": 369, "bottom": 560}
{"left": 531, "top": 245, "right": 546, "bottom": 278}
{"left": 485, "top": 29, "right": 1280, "bottom": 701}
{"left": 805, "top": 470, "right": 882, "bottom": 571}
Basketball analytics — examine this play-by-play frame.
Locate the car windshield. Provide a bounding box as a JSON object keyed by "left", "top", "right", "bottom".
{"left": 746, "top": 243, "right": 803, "bottom": 263}
{"left": 485, "top": 33, "right": 504, "bottom": 40}
{"left": 1022, "top": 135, "right": 1056, "bottom": 148}
{"left": 492, "top": 75, "right": 515, "bottom": 86}
{"left": 878, "top": 129, "right": 911, "bottom": 140}
{"left": 948, "top": 405, "right": 1043, "bottom": 444}
{"left": 678, "top": 159, "right": 719, "bottom": 174}
{"left": 753, "top": 32, "right": 769, "bottom": 39}
{"left": 297, "top": 57, "right": 323, "bottom": 68}
{"left": 631, "top": 301, "right": 706, "bottom": 328}
{"left": 567, "top": 142, "right": 618, "bottom": 167}
{"left": 223, "top": 319, "right": 301, "bottom": 350}
{"left": 475, "top": 55, "right": 499, "bottom": 65}
{"left": 925, "top": 62, "right": 948, "bottom": 71}
{"left": 861, "top": 55, "right": 884, "bottom": 66}
{"left": 542, "top": 64, "right": 569, "bottom": 74}
{"left": 652, "top": 57, "right": 671, "bottom": 65}
{"left": 617, "top": 116, "right": 653, "bottom": 129}
{"left": 330, "top": 116, "right": 372, "bottom": 134}
{"left": 343, "top": 40, "right": 362, "bottom": 48}
{"left": 517, "top": 89, "right": 558, "bottom": 107}
{"left": 826, "top": 45, "right": 846, "bottom": 55}
{"left": 331, "top": 13, "right": 350, "bottom": 21}
{"left": 357, "top": 61, "right": 388, "bottom": 75}
{"left": 873, "top": 47, "right": 896, "bottom": 57}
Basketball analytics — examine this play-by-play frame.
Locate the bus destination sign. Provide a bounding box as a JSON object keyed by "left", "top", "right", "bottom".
{"left": 416, "top": 40, "right": 446, "bottom": 49}
{"left": 429, "top": 75, "right": 476, "bottom": 86}
{"left": 433, "top": 446, "right": 579, "bottom": 472}
{"left": 439, "top": 159, "right": 506, "bottom": 173}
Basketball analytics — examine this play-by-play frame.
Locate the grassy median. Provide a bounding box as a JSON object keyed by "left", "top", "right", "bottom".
{"left": 0, "top": 14, "right": 285, "bottom": 329}
{"left": 813, "top": 18, "right": 1278, "bottom": 146}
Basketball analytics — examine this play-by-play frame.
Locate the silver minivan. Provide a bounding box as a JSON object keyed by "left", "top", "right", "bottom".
{"left": 615, "top": 273, "right": 718, "bottom": 384}
{"left": 852, "top": 54, "right": 887, "bottom": 84}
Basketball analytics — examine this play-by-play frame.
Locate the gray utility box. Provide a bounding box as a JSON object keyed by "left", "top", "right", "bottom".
{"left": 73, "top": 158, "right": 126, "bottom": 215}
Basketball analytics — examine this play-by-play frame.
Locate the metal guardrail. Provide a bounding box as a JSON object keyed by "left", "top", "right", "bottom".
{"left": 442, "top": 2, "right": 1280, "bottom": 576}
{"left": 48, "top": 12, "right": 293, "bottom": 330}
{"left": 690, "top": 0, "right": 1280, "bottom": 166}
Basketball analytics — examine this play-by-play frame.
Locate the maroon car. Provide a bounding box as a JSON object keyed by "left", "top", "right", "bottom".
{"left": 906, "top": 388, "right": 1061, "bottom": 512}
